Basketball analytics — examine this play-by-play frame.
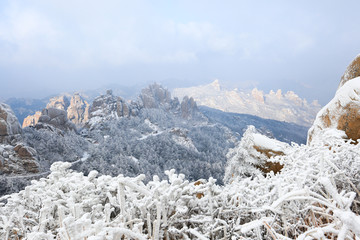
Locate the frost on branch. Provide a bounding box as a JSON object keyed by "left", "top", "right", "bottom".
{"left": 1, "top": 128, "right": 360, "bottom": 239}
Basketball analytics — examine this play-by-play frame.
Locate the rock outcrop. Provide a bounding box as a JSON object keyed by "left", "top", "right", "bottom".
{"left": 36, "top": 108, "right": 76, "bottom": 132}
{"left": 88, "top": 90, "right": 138, "bottom": 127}
{"left": 67, "top": 93, "right": 90, "bottom": 126}
{"left": 23, "top": 93, "right": 90, "bottom": 128}
{"left": 22, "top": 111, "right": 41, "bottom": 128}
{"left": 139, "top": 83, "right": 198, "bottom": 119}
{"left": 339, "top": 54, "right": 360, "bottom": 89}
{"left": 0, "top": 103, "right": 22, "bottom": 143}
{"left": 308, "top": 54, "right": 360, "bottom": 144}
{"left": 46, "top": 95, "right": 70, "bottom": 110}
{"left": 140, "top": 83, "right": 172, "bottom": 109}
{"left": 180, "top": 96, "right": 198, "bottom": 119}
{"left": 0, "top": 104, "right": 39, "bottom": 175}
{"left": 0, "top": 143, "right": 39, "bottom": 174}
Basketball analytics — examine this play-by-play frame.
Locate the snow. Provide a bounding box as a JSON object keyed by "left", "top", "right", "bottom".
{"left": 88, "top": 116, "right": 102, "bottom": 127}
{"left": 309, "top": 76, "right": 360, "bottom": 143}
{"left": 138, "top": 130, "right": 163, "bottom": 140}
{"left": 130, "top": 156, "right": 139, "bottom": 163}
{"left": 1, "top": 126, "right": 360, "bottom": 239}
{"left": 252, "top": 133, "right": 288, "bottom": 152}
{"left": 173, "top": 80, "right": 321, "bottom": 126}
{"left": 172, "top": 135, "right": 198, "bottom": 152}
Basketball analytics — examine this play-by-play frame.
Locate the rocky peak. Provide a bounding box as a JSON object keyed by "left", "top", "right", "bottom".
{"left": 0, "top": 103, "right": 22, "bottom": 143}
{"left": 210, "top": 79, "right": 221, "bottom": 91}
{"left": 67, "top": 93, "right": 90, "bottom": 126}
{"left": 251, "top": 88, "right": 264, "bottom": 103}
{"left": 23, "top": 93, "right": 90, "bottom": 128}
{"left": 88, "top": 90, "right": 136, "bottom": 126}
{"left": 180, "top": 96, "right": 198, "bottom": 119}
{"left": 139, "top": 83, "right": 172, "bottom": 109}
{"left": 22, "top": 111, "right": 42, "bottom": 128}
{"left": 46, "top": 95, "right": 70, "bottom": 110}
{"left": 339, "top": 54, "right": 360, "bottom": 89}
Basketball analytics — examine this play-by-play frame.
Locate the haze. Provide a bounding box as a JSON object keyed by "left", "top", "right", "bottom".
{"left": 1, "top": 0, "right": 360, "bottom": 105}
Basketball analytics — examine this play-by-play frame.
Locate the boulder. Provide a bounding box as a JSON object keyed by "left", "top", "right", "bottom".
{"left": 14, "top": 145, "right": 36, "bottom": 159}
{"left": 308, "top": 55, "right": 360, "bottom": 144}
{"left": 36, "top": 107, "right": 76, "bottom": 132}
{"left": 21, "top": 159, "right": 40, "bottom": 173}
{"left": 339, "top": 54, "right": 360, "bottom": 89}
{"left": 0, "top": 143, "right": 39, "bottom": 174}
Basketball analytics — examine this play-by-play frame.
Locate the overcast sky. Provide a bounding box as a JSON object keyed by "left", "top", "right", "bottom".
{"left": 1, "top": 0, "right": 360, "bottom": 104}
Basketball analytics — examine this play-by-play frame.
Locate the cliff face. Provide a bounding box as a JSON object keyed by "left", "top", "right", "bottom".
{"left": 67, "top": 93, "right": 90, "bottom": 126}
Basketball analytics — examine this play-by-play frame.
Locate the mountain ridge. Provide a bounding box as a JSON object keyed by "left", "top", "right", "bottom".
{"left": 173, "top": 79, "right": 321, "bottom": 126}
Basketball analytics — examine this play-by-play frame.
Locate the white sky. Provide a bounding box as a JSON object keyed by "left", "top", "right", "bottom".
{"left": 0, "top": 0, "right": 360, "bottom": 104}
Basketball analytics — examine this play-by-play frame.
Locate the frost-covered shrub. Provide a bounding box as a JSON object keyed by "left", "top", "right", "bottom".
{"left": 1, "top": 128, "right": 359, "bottom": 239}
{"left": 224, "top": 125, "right": 289, "bottom": 182}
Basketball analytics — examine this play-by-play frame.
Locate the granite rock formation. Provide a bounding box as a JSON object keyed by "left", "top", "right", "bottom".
{"left": 67, "top": 93, "right": 90, "bottom": 126}
{"left": 22, "top": 111, "right": 42, "bottom": 128}
{"left": 339, "top": 54, "right": 360, "bottom": 89}
{"left": 0, "top": 103, "right": 22, "bottom": 143}
{"left": 36, "top": 108, "right": 76, "bottom": 132}
{"left": 139, "top": 83, "right": 173, "bottom": 109}
{"left": 180, "top": 96, "right": 198, "bottom": 119}
{"left": 46, "top": 95, "right": 70, "bottom": 110}
{"left": 23, "top": 93, "right": 90, "bottom": 128}
{"left": 308, "top": 54, "right": 360, "bottom": 144}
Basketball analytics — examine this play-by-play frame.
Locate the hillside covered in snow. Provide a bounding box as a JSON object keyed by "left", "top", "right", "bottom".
{"left": 173, "top": 80, "right": 321, "bottom": 126}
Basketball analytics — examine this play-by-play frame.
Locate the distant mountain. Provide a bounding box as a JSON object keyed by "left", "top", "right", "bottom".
{"left": 1, "top": 83, "right": 313, "bottom": 195}
{"left": 199, "top": 106, "right": 308, "bottom": 144}
{"left": 173, "top": 80, "right": 321, "bottom": 126}
{"left": 5, "top": 98, "right": 48, "bottom": 125}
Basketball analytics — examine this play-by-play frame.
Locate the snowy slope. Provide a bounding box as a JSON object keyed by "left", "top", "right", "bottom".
{"left": 173, "top": 80, "right": 321, "bottom": 126}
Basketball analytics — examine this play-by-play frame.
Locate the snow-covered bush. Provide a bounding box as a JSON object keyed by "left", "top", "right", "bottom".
{"left": 0, "top": 128, "right": 359, "bottom": 239}
{"left": 224, "top": 125, "right": 290, "bottom": 182}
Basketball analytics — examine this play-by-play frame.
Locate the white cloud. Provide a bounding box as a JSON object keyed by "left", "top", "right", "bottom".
{"left": 0, "top": 3, "right": 60, "bottom": 65}
{"left": 175, "top": 22, "right": 236, "bottom": 53}
{"left": 288, "top": 31, "right": 315, "bottom": 54}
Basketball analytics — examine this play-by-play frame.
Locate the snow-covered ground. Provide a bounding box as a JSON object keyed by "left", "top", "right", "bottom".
{"left": 0, "top": 127, "right": 359, "bottom": 239}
